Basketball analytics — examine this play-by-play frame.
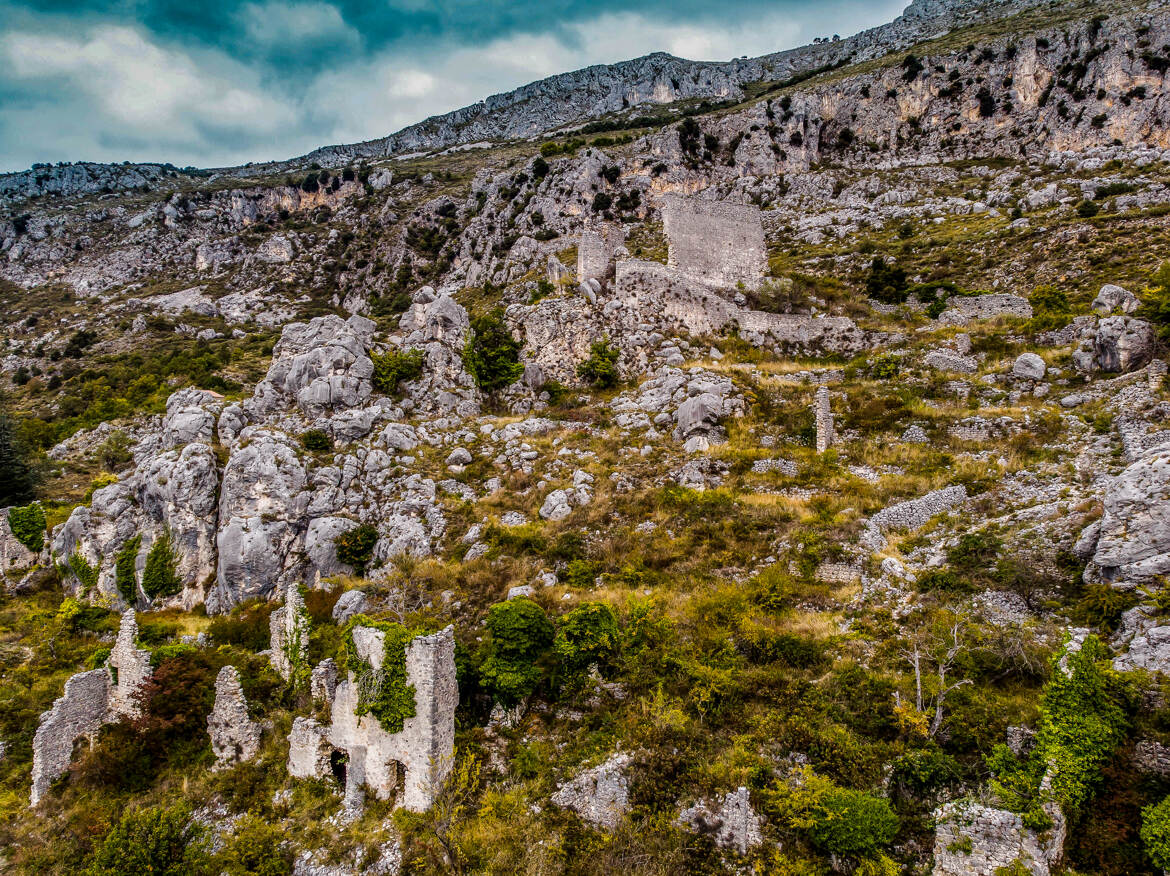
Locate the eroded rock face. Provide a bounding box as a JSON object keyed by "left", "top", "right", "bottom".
{"left": 395, "top": 290, "right": 481, "bottom": 418}
{"left": 1092, "top": 316, "right": 1155, "bottom": 374}
{"left": 677, "top": 786, "right": 764, "bottom": 855}
{"left": 1091, "top": 444, "right": 1170, "bottom": 585}
{"left": 208, "top": 665, "right": 262, "bottom": 768}
{"left": 550, "top": 751, "right": 632, "bottom": 831}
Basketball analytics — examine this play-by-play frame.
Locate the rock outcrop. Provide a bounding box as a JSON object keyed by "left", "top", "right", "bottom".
{"left": 208, "top": 665, "right": 262, "bottom": 768}
{"left": 550, "top": 751, "right": 632, "bottom": 831}
{"left": 677, "top": 786, "right": 764, "bottom": 855}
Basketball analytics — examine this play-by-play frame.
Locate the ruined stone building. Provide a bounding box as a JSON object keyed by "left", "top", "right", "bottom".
{"left": 270, "top": 580, "right": 309, "bottom": 683}
{"left": 30, "top": 610, "right": 152, "bottom": 806}
{"left": 207, "top": 665, "right": 262, "bottom": 769}
{"left": 660, "top": 194, "right": 767, "bottom": 291}
{"left": 288, "top": 625, "right": 458, "bottom": 813}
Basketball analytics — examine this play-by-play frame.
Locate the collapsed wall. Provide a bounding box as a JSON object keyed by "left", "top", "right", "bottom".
{"left": 30, "top": 610, "right": 152, "bottom": 806}
{"left": 288, "top": 625, "right": 458, "bottom": 813}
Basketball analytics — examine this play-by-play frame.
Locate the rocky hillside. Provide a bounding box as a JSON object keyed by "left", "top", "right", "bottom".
{"left": 5, "top": 0, "right": 1170, "bottom": 873}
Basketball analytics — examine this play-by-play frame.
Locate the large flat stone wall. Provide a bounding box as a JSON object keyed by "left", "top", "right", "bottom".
{"left": 661, "top": 195, "right": 766, "bottom": 291}
{"left": 29, "top": 670, "right": 109, "bottom": 806}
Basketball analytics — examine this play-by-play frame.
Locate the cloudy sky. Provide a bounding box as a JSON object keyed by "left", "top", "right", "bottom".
{"left": 0, "top": 0, "right": 907, "bottom": 173}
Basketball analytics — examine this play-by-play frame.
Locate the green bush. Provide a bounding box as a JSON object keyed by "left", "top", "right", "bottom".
{"left": 864, "top": 257, "right": 909, "bottom": 304}
{"left": 1140, "top": 262, "right": 1170, "bottom": 340}
{"left": 1027, "top": 284, "right": 1073, "bottom": 332}
{"left": 99, "top": 429, "right": 133, "bottom": 471}
{"left": 334, "top": 523, "right": 378, "bottom": 575}
{"left": 0, "top": 413, "right": 38, "bottom": 505}
{"left": 85, "top": 804, "right": 211, "bottom": 876}
{"left": 68, "top": 551, "right": 99, "bottom": 594}
{"left": 576, "top": 338, "right": 621, "bottom": 388}
{"left": 805, "top": 785, "right": 899, "bottom": 856}
{"left": 342, "top": 615, "right": 418, "bottom": 733}
{"left": 868, "top": 354, "right": 901, "bottom": 380}
{"left": 7, "top": 501, "right": 45, "bottom": 552}
{"left": 299, "top": 429, "right": 333, "bottom": 452}
{"left": 371, "top": 347, "right": 425, "bottom": 396}
{"left": 216, "top": 812, "right": 293, "bottom": 876}
{"left": 142, "top": 530, "right": 183, "bottom": 599}
{"left": 1076, "top": 199, "right": 1100, "bottom": 218}
{"left": 208, "top": 600, "right": 277, "bottom": 650}
{"left": 555, "top": 602, "right": 620, "bottom": 676}
{"left": 115, "top": 534, "right": 142, "bottom": 603}
{"left": 463, "top": 308, "right": 523, "bottom": 392}
{"left": 1143, "top": 795, "right": 1170, "bottom": 870}
{"left": 478, "top": 597, "right": 555, "bottom": 705}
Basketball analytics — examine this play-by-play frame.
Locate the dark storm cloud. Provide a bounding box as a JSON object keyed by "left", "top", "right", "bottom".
{"left": 0, "top": 0, "right": 906, "bottom": 171}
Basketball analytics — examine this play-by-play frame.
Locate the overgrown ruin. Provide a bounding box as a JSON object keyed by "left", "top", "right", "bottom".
{"left": 288, "top": 625, "right": 457, "bottom": 813}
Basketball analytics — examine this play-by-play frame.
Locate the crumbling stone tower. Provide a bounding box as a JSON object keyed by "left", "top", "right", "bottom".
{"left": 815, "top": 386, "right": 835, "bottom": 453}
{"left": 270, "top": 581, "right": 309, "bottom": 683}
{"left": 577, "top": 225, "right": 626, "bottom": 288}
{"left": 208, "top": 665, "right": 262, "bottom": 769}
{"left": 288, "top": 625, "right": 458, "bottom": 813}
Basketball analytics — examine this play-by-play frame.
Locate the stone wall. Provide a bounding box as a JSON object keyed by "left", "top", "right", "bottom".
{"left": 30, "top": 610, "right": 154, "bottom": 806}
{"left": 270, "top": 581, "right": 310, "bottom": 683}
{"left": 208, "top": 665, "right": 262, "bottom": 769}
{"left": 29, "top": 669, "right": 109, "bottom": 806}
{"left": 932, "top": 799, "right": 1053, "bottom": 876}
{"left": 814, "top": 386, "right": 834, "bottom": 453}
{"left": 299, "top": 625, "right": 457, "bottom": 813}
{"left": 660, "top": 195, "right": 766, "bottom": 291}
{"left": 577, "top": 225, "right": 626, "bottom": 286}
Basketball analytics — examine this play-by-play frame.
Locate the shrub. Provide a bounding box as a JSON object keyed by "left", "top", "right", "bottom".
{"left": 142, "top": 530, "right": 183, "bottom": 599}
{"left": 342, "top": 615, "right": 419, "bottom": 733}
{"left": 477, "top": 597, "right": 555, "bottom": 705}
{"left": 208, "top": 600, "right": 276, "bottom": 650}
{"left": 576, "top": 338, "right": 621, "bottom": 388}
{"left": 216, "top": 812, "right": 293, "bottom": 876}
{"left": 1141, "top": 262, "right": 1170, "bottom": 340}
{"left": 7, "top": 502, "right": 45, "bottom": 552}
{"left": 67, "top": 551, "right": 99, "bottom": 593}
{"left": 864, "top": 257, "right": 909, "bottom": 304}
{"left": 977, "top": 87, "right": 995, "bottom": 117}
{"left": 115, "top": 534, "right": 142, "bottom": 603}
{"left": 592, "top": 192, "right": 613, "bottom": 212}
{"left": 555, "top": 602, "right": 621, "bottom": 676}
{"left": 463, "top": 308, "right": 523, "bottom": 392}
{"left": 1143, "top": 796, "right": 1170, "bottom": 870}
{"left": 807, "top": 787, "right": 899, "bottom": 856}
{"left": 99, "top": 429, "right": 133, "bottom": 471}
{"left": 299, "top": 429, "right": 333, "bottom": 452}
{"left": 1076, "top": 199, "right": 1100, "bottom": 218}
{"left": 532, "top": 156, "right": 550, "bottom": 178}
{"left": 85, "top": 803, "right": 211, "bottom": 876}
{"left": 334, "top": 523, "right": 378, "bottom": 575}
{"left": 1027, "top": 284, "right": 1073, "bottom": 332}
{"left": 370, "top": 347, "right": 425, "bottom": 396}
{"left": 868, "top": 354, "right": 901, "bottom": 380}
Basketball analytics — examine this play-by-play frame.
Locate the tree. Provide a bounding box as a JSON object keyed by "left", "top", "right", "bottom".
{"left": 576, "top": 338, "right": 621, "bottom": 388}
{"left": 463, "top": 308, "right": 523, "bottom": 393}
{"left": 335, "top": 523, "right": 379, "bottom": 576}
{"left": 555, "top": 602, "right": 620, "bottom": 676}
{"left": 897, "top": 616, "right": 972, "bottom": 739}
{"left": 864, "top": 257, "right": 909, "bottom": 304}
{"left": 1143, "top": 795, "right": 1170, "bottom": 871}
{"left": 86, "top": 804, "right": 211, "bottom": 876}
{"left": 0, "top": 413, "right": 38, "bottom": 505}
{"left": 370, "top": 348, "right": 425, "bottom": 396}
{"left": 477, "top": 597, "right": 554, "bottom": 705}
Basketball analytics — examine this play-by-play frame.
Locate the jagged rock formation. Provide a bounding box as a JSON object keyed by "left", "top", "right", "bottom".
{"left": 288, "top": 625, "right": 457, "bottom": 813}
{"left": 550, "top": 751, "right": 632, "bottom": 831}
{"left": 30, "top": 611, "right": 152, "bottom": 806}
{"left": 677, "top": 786, "right": 764, "bottom": 855}
{"left": 207, "top": 665, "right": 262, "bottom": 768}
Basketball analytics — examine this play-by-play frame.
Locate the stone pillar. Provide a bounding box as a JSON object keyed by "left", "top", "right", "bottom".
{"left": 311, "top": 658, "right": 339, "bottom": 706}
{"left": 343, "top": 745, "right": 367, "bottom": 816}
{"left": 1149, "top": 358, "right": 1167, "bottom": 392}
{"left": 208, "top": 665, "right": 262, "bottom": 769}
{"left": 814, "top": 386, "right": 834, "bottom": 453}
{"left": 107, "top": 609, "right": 152, "bottom": 720}
{"left": 270, "top": 581, "right": 309, "bottom": 683}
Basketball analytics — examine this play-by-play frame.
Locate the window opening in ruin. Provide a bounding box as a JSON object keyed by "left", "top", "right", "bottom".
{"left": 330, "top": 749, "right": 348, "bottom": 787}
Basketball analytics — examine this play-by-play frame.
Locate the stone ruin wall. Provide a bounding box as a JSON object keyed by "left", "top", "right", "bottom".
{"left": 289, "top": 624, "right": 458, "bottom": 813}
{"left": 30, "top": 609, "right": 152, "bottom": 806}
{"left": 577, "top": 225, "right": 627, "bottom": 286}
{"left": 660, "top": 195, "right": 766, "bottom": 291}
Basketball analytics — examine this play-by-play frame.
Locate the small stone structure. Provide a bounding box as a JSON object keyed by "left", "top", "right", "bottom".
{"left": 814, "top": 386, "right": 834, "bottom": 453}
{"left": 932, "top": 799, "right": 1058, "bottom": 876}
{"left": 30, "top": 610, "right": 153, "bottom": 806}
{"left": 550, "top": 751, "right": 632, "bottom": 830}
{"left": 311, "top": 658, "right": 339, "bottom": 705}
{"left": 937, "top": 294, "right": 1033, "bottom": 325}
{"left": 661, "top": 195, "right": 766, "bottom": 291}
{"left": 862, "top": 485, "right": 968, "bottom": 551}
{"left": 270, "top": 581, "right": 310, "bottom": 683}
{"left": 287, "top": 625, "right": 458, "bottom": 813}
{"left": 577, "top": 225, "right": 626, "bottom": 287}
{"left": 207, "top": 665, "right": 262, "bottom": 769}
{"left": 1, "top": 508, "right": 39, "bottom": 573}
{"left": 678, "top": 786, "right": 763, "bottom": 854}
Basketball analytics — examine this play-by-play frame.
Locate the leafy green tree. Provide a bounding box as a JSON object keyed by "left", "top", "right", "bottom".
{"left": 371, "top": 348, "right": 425, "bottom": 396}
{"left": 463, "top": 309, "right": 523, "bottom": 392}
{"left": 142, "top": 530, "right": 183, "bottom": 599}
{"left": 1141, "top": 261, "right": 1170, "bottom": 340}
{"left": 554, "top": 602, "right": 620, "bottom": 676}
{"left": 334, "top": 523, "right": 379, "bottom": 575}
{"left": 86, "top": 804, "right": 211, "bottom": 876}
{"left": 1143, "top": 795, "right": 1170, "bottom": 871}
{"left": 864, "top": 257, "right": 909, "bottom": 304}
{"left": 576, "top": 339, "right": 621, "bottom": 389}
{"left": 477, "top": 597, "right": 554, "bottom": 705}
{"left": 0, "top": 413, "right": 38, "bottom": 505}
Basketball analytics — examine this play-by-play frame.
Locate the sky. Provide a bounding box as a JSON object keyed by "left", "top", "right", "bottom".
{"left": 0, "top": 0, "right": 907, "bottom": 173}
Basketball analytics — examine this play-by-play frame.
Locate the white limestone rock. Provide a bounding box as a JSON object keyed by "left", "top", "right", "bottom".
{"left": 1091, "top": 444, "right": 1170, "bottom": 584}
{"left": 208, "top": 665, "right": 262, "bottom": 769}
{"left": 550, "top": 751, "right": 632, "bottom": 831}
{"left": 677, "top": 786, "right": 763, "bottom": 854}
